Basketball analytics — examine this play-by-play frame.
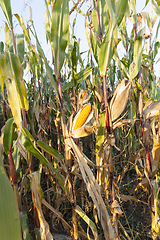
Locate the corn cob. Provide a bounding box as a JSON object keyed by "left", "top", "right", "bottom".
{"left": 80, "top": 90, "right": 87, "bottom": 100}
{"left": 73, "top": 105, "right": 91, "bottom": 131}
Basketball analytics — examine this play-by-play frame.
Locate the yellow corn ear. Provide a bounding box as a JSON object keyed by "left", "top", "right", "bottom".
{"left": 80, "top": 90, "right": 87, "bottom": 100}
{"left": 73, "top": 105, "right": 91, "bottom": 131}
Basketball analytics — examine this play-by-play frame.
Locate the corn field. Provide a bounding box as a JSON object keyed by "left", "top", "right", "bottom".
{"left": 0, "top": 0, "right": 160, "bottom": 239}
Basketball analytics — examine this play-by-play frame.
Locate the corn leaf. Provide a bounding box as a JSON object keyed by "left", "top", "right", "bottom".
{"left": 14, "top": 14, "right": 32, "bottom": 51}
{"left": 116, "top": 0, "right": 128, "bottom": 26}
{"left": 6, "top": 78, "right": 22, "bottom": 129}
{"left": 96, "top": 112, "right": 105, "bottom": 152}
{"left": 23, "top": 137, "right": 65, "bottom": 191}
{"left": 20, "top": 212, "right": 32, "bottom": 240}
{"left": 37, "top": 140, "right": 64, "bottom": 161}
{"left": 99, "top": 25, "right": 114, "bottom": 76}
{"left": 51, "top": 0, "right": 69, "bottom": 74}
{"left": 3, "top": 118, "right": 13, "bottom": 154}
{"left": 62, "top": 67, "right": 92, "bottom": 91}
{"left": 129, "top": 37, "right": 143, "bottom": 81}
{"left": 75, "top": 205, "right": 98, "bottom": 240}
{"left": 68, "top": 137, "right": 116, "bottom": 240}
{"left": 0, "top": 0, "right": 13, "bottom": 28}
{"left": 29, "top": 172, "right": 53, "bottom": 240}
{"left": 34, "top": 32, "right": 59, "bottom": 99}
{"left": 0, "top": 153, "right": 22, "bottom": 240}
{"left": 9, "top": 52, "right": 28, "bottom": 110}
{"left": 16, "top": 34, "right": 25, "bottom": 64}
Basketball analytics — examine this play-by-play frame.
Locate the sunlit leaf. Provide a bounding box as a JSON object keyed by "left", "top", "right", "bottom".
{"left": 99, "top": 25, "right": 114, "bottom": 76}
{"left": 51, "top": 0, "right": 69, "bottom": 74}
{"left": 6, "top": 78, "right": 22, "bottom": 129}
{"left": 75, "top": 205, "right": 98, "bottom": 240}
{"left": 0, "top": 0, "right": 13, "bottom": 28}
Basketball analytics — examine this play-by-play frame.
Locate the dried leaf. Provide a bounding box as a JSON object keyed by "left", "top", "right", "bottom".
{"left": 113, "top": 118, "right": 137, "bottom": 129}
{"left": 67, "top": 138, "right": 117, "bottom": 240}
{"left": 119, "top": 194, "right": 147, "bottom": 204}
{"left": 30, "top": 172, "right": 53, "bottom": 240}
{"left": 111, "top": 200, "right": 123, "bottom": 216}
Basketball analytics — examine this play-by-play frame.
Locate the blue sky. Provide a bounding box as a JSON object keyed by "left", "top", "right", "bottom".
{"left": 0, "top": 0, "right": 159, "bottom": 76}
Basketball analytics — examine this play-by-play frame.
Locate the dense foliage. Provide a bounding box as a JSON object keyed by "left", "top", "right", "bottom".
{"left": 0, "top": 0, "right": 160, "bottom": 239}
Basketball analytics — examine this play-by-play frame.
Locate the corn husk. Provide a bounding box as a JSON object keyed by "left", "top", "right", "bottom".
{"left": 143, "top": 100, "right": 160, "bottom": 120}
{"left": 110, "top": 80, "right": 130, "bottom": 122}
{"left": 71, "top": 104, "right": 94, "bottom": 138}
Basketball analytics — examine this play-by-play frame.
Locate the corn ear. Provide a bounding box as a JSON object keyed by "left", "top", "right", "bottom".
{"left": 73, "top": 105, "right": 91, "bottom": 131}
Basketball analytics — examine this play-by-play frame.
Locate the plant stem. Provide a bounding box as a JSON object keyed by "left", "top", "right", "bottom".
{"left": 103, "top": 76, "right": 111, "bottom": 134}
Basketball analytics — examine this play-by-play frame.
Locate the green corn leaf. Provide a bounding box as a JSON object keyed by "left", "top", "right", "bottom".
{"left": 37, "top": 140, "right": 64, "bottom": 161}
{"left": 0, "top": 0, "right": 13, "bottom": 28}
{"left": 23, "top": 137, "right": 65, "bottom": 191}
{"left": 90, "top": 31, "right": 100, "bottom": 63}
{"left": 129, "top": 36, "right": 143, "bottom": 81}
{"left": 3, "top": 118, "right": 13, "bottom": 154}
{"left": 0, "top": 153, "right": 22, "bottom": 240}
{"left": 22, "top": 126, "right": 35, "bottom": 141}
{"left": 0, "top": 41, "right": 4, "bottom": 52}
{"left": 14, "top": 14, "right": 32, "bottom": 52}
{"left": 20, "top": 212, "right": 32, "bottom": 240}
{"left": 96, "top": 112, "right": 105, "bottom": 152}
{"left": 106, "top": 0, "right": 117, "bottom": 27}
{"left": 51, "top": 0, "right": 69, "bottom": 74}
{"left": 116, "top": 0, "right": 128, "bottom": 26}
{"left": 4, "top": 22, "right": 12, "bottom": 51}
{"left": 23, "top": 137, "right": 50, "bottom": 166}
{"left": 16, "top": 34, "right": 25, "bottom": 64}
{"left": 33, "top": 31, "right": 59, "bottom": 99}
{"left": 75, "top": 205, "right": 98, "bottom": 239}
{"left": 152, "top": 0, "right": 160, "bottom": 16}
{"left": 91, "top": 8, "right": 101, "bottom": 39}
{"left": 62, "top": 67, "right": 92, "bottom": 91}
{"left": 99, "top": 25, "right": 114, "bottom": 76}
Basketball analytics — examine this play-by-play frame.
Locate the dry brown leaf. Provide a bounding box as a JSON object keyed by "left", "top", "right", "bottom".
{"left": 67, "top": 138, "right": 117, "bottom": 240}
{"left": 30, "top": 173, "right": 53, "bottom": 240}
{"left": 111, "top": 200, "right": 123, "bottom": 216}
{"left": 119, "top": 194, "right": 147, "bottom": 205}
{"left": 113, "top": 118, "right": 137, "bottom": 130}
{"left": 134, "top": 178, "right": 149, "bottom": 192}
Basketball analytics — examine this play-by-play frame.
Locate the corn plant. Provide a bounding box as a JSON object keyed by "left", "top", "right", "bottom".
{"left": 1, "top": 0, "right": 160, "bottom": 239}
